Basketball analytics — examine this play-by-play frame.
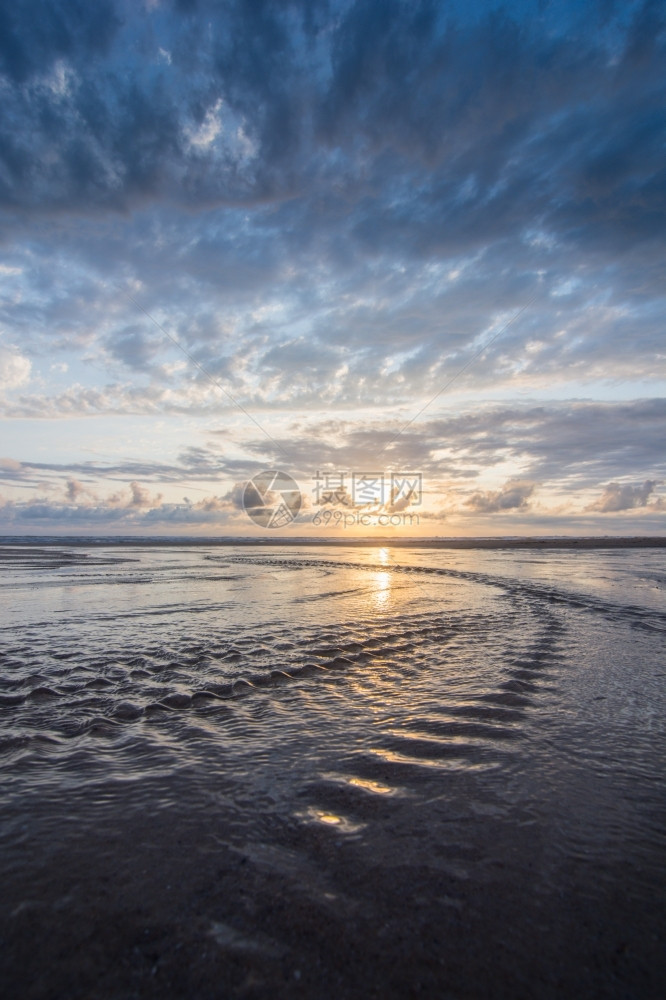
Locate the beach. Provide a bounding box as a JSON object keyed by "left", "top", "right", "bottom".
{"left": 1, "top": 540, "right": 665, "bottom": 998}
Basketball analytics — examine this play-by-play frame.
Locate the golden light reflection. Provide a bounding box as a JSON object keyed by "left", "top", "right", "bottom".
{"left": 314, "top": 810, "right": 342, "bottom": 825}
{"left": 348, "top": 776, "right": 395, "bottom": 795}
{"left": 373, "top": 569, "right": 391, "bottom": 607}
{"left": 304, "top": 807, "right": 366, "bottom": 834}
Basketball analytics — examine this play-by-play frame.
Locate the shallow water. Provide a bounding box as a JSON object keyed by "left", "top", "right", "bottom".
{"left": 1, "top": 543, "right": 665, "bottom": 998}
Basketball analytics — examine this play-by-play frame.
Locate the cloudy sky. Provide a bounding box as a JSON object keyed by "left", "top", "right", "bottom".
{"left": 0, "top": 0, "right": 664, "bottom": 536}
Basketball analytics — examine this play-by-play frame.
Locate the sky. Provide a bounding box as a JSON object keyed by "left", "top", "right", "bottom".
{"left": 0, "top": 0, "right": 664, "bottom": 537}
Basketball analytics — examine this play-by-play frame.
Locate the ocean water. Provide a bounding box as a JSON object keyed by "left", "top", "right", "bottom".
{"left": 1, "top": 542, "right": 665, "bottom": 999}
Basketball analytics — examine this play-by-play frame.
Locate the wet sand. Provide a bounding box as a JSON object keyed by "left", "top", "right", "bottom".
{"left": 1, "top": 543, "right": 665, "bottom": 998}
{"left": 4, "top": 796, "right": 663, "bottom": 1000}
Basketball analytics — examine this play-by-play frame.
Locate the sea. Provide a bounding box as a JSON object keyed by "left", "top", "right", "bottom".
{"left": 1, "top": 540, "right": 665, "bottom": 999}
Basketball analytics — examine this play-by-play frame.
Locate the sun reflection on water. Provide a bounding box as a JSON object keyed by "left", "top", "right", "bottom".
{"left": 373, "top": 570, "right": 391, "bottom": 608}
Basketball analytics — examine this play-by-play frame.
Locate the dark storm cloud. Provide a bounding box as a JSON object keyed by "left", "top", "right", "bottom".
{"left": 0, "top": 0, "right": 120, "bottom": 84}
{"left": 0, "top": 0, "right": 662, "bottom": 425}
{"left": 1, "top": 0, "right": 664, "bottom": 262}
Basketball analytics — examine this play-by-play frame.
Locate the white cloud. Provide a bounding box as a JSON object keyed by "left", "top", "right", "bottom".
{"left": 465, "top": 480, "right": 536, "bottom": 514}
{"left": 0, "top": 347, "right": 31, "bottom": 390}
{"left": 587, "top": 480, "right": 659, "bottom": 513}
{"left": 185, "top": 99, "right": 224, "bottom": 150}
